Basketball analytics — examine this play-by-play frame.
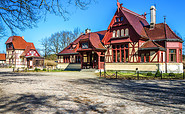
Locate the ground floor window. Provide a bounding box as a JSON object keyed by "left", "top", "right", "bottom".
{"left": 179, "top": 49, "right": 182, "bottom": 62}
{"left": 140, "top": 53, "right": 150, "bottom": 62}
{"left": 63, "top": 56, "right": 70, "bottom": 63}
{"left": 169, "top": 49, "right": 176, "bottom": 62}
{"left": 112, "top": 44, "right": 128, "bottom": 63}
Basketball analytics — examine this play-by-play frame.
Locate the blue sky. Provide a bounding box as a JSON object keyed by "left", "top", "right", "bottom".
{"left": 0, "top": 0, "right": 185, "bottom": 53}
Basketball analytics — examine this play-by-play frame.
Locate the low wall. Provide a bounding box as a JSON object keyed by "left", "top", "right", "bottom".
{"left": 105, "top": 63, "right": 183, "bottom": 73}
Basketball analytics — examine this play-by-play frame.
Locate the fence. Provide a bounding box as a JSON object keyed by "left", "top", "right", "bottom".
{"left": 99, "top": 70, "right": 185, "bottom": 80}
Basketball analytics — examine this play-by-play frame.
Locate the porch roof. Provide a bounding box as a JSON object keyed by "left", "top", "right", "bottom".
{"left": 139, "top": 41, "right": 165, "bottom": 51}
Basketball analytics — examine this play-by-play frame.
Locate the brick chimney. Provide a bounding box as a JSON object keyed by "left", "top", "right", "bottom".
{"left": 150, "top": 6, "right": 156, "bottom": 28}
{"left": 85, "top": 28, "right": 91, "bottom": 34}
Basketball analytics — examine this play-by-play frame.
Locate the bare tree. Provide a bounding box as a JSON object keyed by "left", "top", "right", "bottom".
{"left": 41, "top": 37, "right": 50, "bottom": 57}
{"left": 0, "top": 0, "right": 92, "bottom": 35}
{"left": 49, "top": 32, "right": 62, "bottom": 54}
{"left": 42, "top": 27, "right": 82, "bottom": 54}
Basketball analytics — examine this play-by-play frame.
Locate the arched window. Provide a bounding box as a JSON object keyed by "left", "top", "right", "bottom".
{"left": 125, "top": 28, "right": 129, "bottom": 36}
{"left": 117, "top": 30, "right": 120, "bottom": 37}
{"left": 121, "top": 29, "right": 124, "bottom": 36}
{"left": 112, "top": 30, "right": 116, "bottom": 37}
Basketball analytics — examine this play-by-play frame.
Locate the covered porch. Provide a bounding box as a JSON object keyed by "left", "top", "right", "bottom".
{"left": 26, "top": 57, "right": 44, "bottom": 68}
{"left": 78, "top": 49, "right": 105, "bottom": 69}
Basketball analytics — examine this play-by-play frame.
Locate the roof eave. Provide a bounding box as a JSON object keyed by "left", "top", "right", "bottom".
{"left": 57, "top": 52, "right": 79, "bottom": 56}
{"left": 139, "top": 47, "right": 166, "bottom": 51}
{"left": 153, "top": 39, "right": 183, "bottom": 43}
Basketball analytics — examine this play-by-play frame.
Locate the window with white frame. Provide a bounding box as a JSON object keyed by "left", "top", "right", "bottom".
{"left": 121, "top": 29, "right": 124, "bottom": 37}
{"left": 112, "top": 30, "right": 116, "bottom": 37}
{"left": 117, "top": 30, "right": 120, "bottom": 37}
{"left": 125, "top": 28, "right": 129, "bottom": 36}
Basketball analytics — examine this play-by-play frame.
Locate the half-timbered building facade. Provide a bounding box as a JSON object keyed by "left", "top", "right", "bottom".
{"left": 5, "top": 36, "right": 44, "bottom": 68}
{"left": 57, "top": 1, "right": 183, "bottom": 73}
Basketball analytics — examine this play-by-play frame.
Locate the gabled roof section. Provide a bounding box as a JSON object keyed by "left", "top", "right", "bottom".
{"left": 0, "top": 53, "right": 6, "bottom": 61}
{"left": 144, "top": 23, "right": 182, "bottom": 41}
{"left": 20, "top": 46, "right": 32, "bottom": 57}
{"left": 5, "top": 36, "right": 36, "bottom": 50}
{"left": 58, "top": 30, "right": 106, "bottom": 55}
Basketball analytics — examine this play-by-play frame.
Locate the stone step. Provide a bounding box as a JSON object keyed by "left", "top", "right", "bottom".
{"left": 80, "top": 69, "right": 97, "bottom": 72}
{"left": 65, "top": 63, "right": 81, "bottom": 71}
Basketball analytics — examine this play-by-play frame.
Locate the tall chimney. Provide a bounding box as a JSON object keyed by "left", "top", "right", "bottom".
{"left": 85, "top": 28, "right": 91, "bottom": 34}
{"left": 150, "top": 6, "right": 156, "bottom": 28}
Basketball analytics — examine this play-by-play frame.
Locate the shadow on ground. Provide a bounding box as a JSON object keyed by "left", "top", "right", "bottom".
{"left": 68, "top": 78, "right": 185, "bottom": 111}
{"left": 0, "top": 94, "right": 106, "bottom": 113}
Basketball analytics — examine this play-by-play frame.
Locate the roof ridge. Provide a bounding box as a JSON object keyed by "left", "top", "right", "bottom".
{"left": 122, "top": 7, "right": 145, "bottom": 19}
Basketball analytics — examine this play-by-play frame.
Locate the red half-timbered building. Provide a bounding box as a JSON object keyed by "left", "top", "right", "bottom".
{"left": 5, "top": 36, "right": 44, "bottom": 68}
{"left": 57, "top": 1, "right": 183, "bottom": 73}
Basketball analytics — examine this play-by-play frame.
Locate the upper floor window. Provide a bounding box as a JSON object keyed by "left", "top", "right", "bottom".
{"left": 112, "top": 30, "right": 116, "bottom": 37}
{"left": 120, "top": 17, "right": 123, "bottom": 21}
{"left": 117, "top": 30, "right": 120, "bottom": 37}
{"left": 169, "top": 49, "right": 176, "bottom": 62}
{"left": 121, "top": 29, "right": 124, "bottom": 37}
{"left": 116, "top": 17, "right": 119, "bottom": 22}
{"left": 125, "top": 28, "right": 129, "bottom": 36}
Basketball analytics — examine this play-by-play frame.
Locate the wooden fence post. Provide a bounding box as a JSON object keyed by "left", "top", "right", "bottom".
{"left": 161, "top": 71, "right": 162, "bottom": 79}
{"left": 100, "top": 70, "right": 101, "bottom": 77}
{"left": 116, "top": 71, "right": 117, "bottom": 79}
{"left": 137, "top": 71, "right": 139, "bottom": 80}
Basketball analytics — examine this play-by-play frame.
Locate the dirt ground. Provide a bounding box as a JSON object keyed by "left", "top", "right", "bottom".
{"left": 0, "top": 69, "right": 184, "bottom": 113}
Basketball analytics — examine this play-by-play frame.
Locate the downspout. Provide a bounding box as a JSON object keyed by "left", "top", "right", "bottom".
{"left": 164, "top": 17, "right": 167, "bottom": 73}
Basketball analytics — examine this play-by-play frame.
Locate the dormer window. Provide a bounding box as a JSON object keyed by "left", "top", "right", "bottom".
{"left": 120, "top": 17, "right": 123, "bottom": 21}
{"left": 82, "top": 42, "right": 88, "bottom": 49}
{"left": 116, "top": 17, "right": 119, "bottom": 22}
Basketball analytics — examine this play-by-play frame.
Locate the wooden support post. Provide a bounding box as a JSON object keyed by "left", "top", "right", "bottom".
{"left": 183, "top": 72, "right": 184, "bottom": 79}
{"left": 100, "top": 70, "right": 101, "bottom": 77}
{"left": 161, "top": 71, "right": 162, "bottom": 79}
{"left": 136, "top": 68, "right": 139, "bottom": 80}
{"left": 137, "top": 71, "right": 139, "bottom": 80}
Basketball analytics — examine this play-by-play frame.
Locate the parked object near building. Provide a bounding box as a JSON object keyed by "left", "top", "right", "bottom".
{"left": 0, "top": 53, "right": 6, "bottom": 64}
{"left": 5, "top": 36, "right": 44, "bottom": 69}
{"left": 57, "top": 1, "right": 183, "bottom": 73}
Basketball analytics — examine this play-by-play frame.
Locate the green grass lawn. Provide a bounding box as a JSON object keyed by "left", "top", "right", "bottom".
{"left": 98, "top": 71, "right": 184, "bottom": 80}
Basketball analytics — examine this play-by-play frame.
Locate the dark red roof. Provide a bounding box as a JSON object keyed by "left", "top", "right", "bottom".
{"left": 120, "top": 7, "right": 149, "bottom": 38}
{"left": 144, "top": 23, "right": 182, "bottom": 40}
{"left": 58, "top": 30, "right": 106, "bottom": 55}
{"left": 5, "top": 36, "right": 36, "bottom": 50}
{"left": 0, "top": 53, "right": 6, "bottom": 61}
{"left": 140, "top": 41, "right": 164, "bottom": 50}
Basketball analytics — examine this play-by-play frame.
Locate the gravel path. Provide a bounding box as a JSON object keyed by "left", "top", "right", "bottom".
{"left": 0, "top": 70, "right": 185, "bottom": 113}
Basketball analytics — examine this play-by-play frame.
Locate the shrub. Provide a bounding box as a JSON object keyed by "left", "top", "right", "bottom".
{"left": 169, "top": 73, "right": 175, "bottom": 77}
{"left": 147, "top": 72, "right": 153, "bottom": 76}
{"left": 34, "top": 68, "right": 40, "bottom": 72}
{"left": 155, "top": 70, "right": 161, "bottom": 77}
{"left": 43, "top": 68, "right": 46, "bottom": 71}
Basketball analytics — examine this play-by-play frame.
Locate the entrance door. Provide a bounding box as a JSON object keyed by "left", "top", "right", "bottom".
{"left": 82, "top": 52, "right": 98, "bottom": 69}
